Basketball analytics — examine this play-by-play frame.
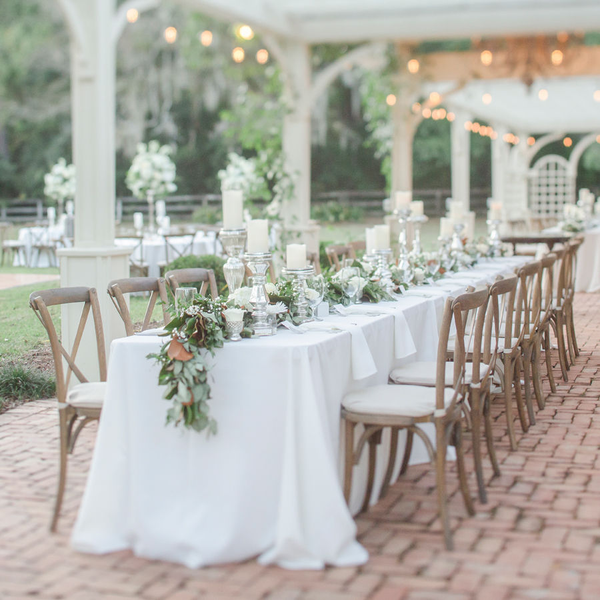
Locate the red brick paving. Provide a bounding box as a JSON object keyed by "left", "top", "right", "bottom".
{"left": 2, "top": 293, "right": 600, "bottom": 599}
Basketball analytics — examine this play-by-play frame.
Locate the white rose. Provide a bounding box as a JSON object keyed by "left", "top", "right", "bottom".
{"left": 265, "top": 282, "right": 277, "bottom": 295}
{"left": 231, "top": 286, "right": 253, "bottom": 308}
{"left": 305, "top": 288, "right": 320, "bottom": 301}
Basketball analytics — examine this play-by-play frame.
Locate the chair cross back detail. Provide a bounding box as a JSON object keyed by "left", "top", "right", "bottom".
{"left": 163, "top": 234, "right": 195, "bottom": 263}
{"left": 164, "top": 268, "right": 218, "bottom": 299}
{"left": 325, "top": 244, "right": 355, "bottom": 271}
{"left": 29, "top": 287, "right": 107, "bottom": 404}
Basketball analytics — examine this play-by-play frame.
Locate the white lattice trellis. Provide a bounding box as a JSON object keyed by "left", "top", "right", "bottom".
{"left": 528, "top": 154, "right": 575, "bottom": 216}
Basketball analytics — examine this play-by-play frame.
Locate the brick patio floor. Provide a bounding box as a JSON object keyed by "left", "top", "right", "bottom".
{"left": 2, "top": 293, "right": 600, "bottom": 600}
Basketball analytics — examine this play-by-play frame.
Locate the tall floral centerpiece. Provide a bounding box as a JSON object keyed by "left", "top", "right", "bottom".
{"left": 217, "top": 152, "right": 267, "bottom": 203}
{"left": 126, "top": 141, "right": 177, "bottom": 233}
{"left": 44, "top": 158, "right": 76, "bottom": 218}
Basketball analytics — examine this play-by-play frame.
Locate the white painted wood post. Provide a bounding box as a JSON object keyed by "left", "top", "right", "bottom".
{"left": 390, "top": 101, "right": 415, "bottom": 194}
{"left": 451, "top": 112, "right": 471, "bottom": 211}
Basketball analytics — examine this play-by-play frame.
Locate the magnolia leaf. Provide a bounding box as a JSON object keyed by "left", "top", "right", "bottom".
{"left": 167, "top": 338, "right": 194, "bottom": 362}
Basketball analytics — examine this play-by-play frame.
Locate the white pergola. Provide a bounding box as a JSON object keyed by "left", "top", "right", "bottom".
{"left": 55, "top": 0, "right": 600, "bottom": 373}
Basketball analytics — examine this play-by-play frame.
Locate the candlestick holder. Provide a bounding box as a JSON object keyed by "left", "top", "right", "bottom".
{"left": 219, "top": 228, "right": 247, "bottom": 294}
{"left": 409, "top": 215, "right": 429, "bottom": 255}
{"left": 438, "top": 236, "right": 451, "bottom": 264}
{"left": 486, "top": 219, "right": 502, "bottom": 257}
{"left": 394, "top": 208, "right": 411, "bottom": 260}
{"left": 244, "top": 252, "right": 274, "bottom": 337}
{"left": 374, "top": 249, "right": 394, "bottom": 291}
{"left": 281, "top": 265, "right": 315, "bottom": 324}
{"left": 450, "top": 223, "right": 466, "bottom": 255}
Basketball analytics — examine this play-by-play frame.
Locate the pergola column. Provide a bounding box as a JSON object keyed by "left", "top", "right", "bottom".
{"left": 491, "top": 124, "right": 508, "bottom": 205}
{"left": 390, "top": 101, "right": 416, "bottom": 193}
{"left": 56, "top": 0, "right": 130, "bottom": 380}
{"left": 451, "top": 112, "right": 471, "bottom": 211}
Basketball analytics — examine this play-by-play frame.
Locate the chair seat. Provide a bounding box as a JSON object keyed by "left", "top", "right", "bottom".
{"left": 390, "top": 361, "right": 490, "bottom": 387}
{"left": 3, "top": 240, "right": 25, "bottom": 248}
{"left": 67, "top": 382, "right": 106, "bottom": 409}
{"left": 343, "top": 384, "right": 456, "bottom": 418}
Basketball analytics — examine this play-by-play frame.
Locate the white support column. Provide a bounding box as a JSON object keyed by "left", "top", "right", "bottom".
{"left": 451, "top": 112, "right": 471, "bottom": 211}
{"left": 280, "top": 40, "right": 319, "bottom": 253}
{"left": 57, "top": 0, "right": 130, "bottom": 380}
{"left": 491, "top": 124, "right": 508, "bottom": 204}
{"left": 390, "top": 101, "right": 415, "bottom": 193}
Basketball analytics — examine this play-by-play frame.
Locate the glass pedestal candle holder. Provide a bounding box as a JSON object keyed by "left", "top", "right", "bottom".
{"left": 409, "top": 215, "right": 429, "bottom": 255}
{"left": 374, "top": 249, "right": 394, "bottom": 291}
{"left": 245, "top": 252, "right": 274, "bottom": 337}
{"left": 486, "top": 219, "right": 502, "bottom": 257}
{"left": 395, "top": 208, "right": 411, "bottom": 260}
{"left": 219, "top": 228, "right": 247, "bottom": 294}
{"left": 281, "top": 265, "right": 315, "bottom": 324}
{"left": 450, "top": 222, "right": 466, "bottom": 255}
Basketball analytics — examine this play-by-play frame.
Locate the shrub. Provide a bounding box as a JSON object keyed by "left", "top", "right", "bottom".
{"left": 311, "top": 201, "right": 365, "bottom": 223}
{"left": 165, "top": 254, "right": 228, "bottom": 296}
{"left": 0, "top": 363, "right": 55, "bottom": 407}
{"left": 192, "top": 206, "right": 222, "bottom": 225}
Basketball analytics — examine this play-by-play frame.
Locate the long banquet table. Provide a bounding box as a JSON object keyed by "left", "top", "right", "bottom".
{"left": 71, "top": 256, "right": 528, "bottom": 570}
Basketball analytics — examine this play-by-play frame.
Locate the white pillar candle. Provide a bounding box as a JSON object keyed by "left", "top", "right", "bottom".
{"left": 489, "top": 201, "right": 503, "bottom": 220}
{"left": 410, "top": 200, "right": 424, "bottom": 217}
{"left": 440, "top": 217, "right": 454, "bottom": 238}
{"left": 395, "top": 191, "right": 412, "bottom": 211}
{"left": 133, "top": 212, "right": 144, "bottom": 231}
{"left": 222, "top": 189, "right": 244, "bottom": 230}
{"left": 156, "top": 200, "right": 166, "bottom": 218}
{"left": 247, "top": 219, "right": 269, "bottom": 254}
{"left": 286, "top": 243, "right": 307, "bottom": 270}
{"left": 373, "top": 224, "right": 390, "bottom": 251}
{"left": 365, "top": 228, "right": 375, "bottom": 254}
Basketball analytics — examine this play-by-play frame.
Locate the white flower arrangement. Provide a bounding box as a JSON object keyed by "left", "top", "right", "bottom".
{"left": 44, "top": 158, "right": 76, "bottom": 206}
{"left": 218, "top": 152, "right": 266, "bottom": 199}
{"left": 266, "top": 302, "right": 288, "bottom": 315}
{"left": 561, "top": 203, "right": 586, "bottom": 233}
{"left": 126, "top": 140, "right": 177, "bottom": 199}
{"left": 229, "top": 286, "right": 253, "bottom": 309}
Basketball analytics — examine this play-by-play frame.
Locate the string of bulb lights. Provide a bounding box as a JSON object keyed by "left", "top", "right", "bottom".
{"left": 124, "top": 9, "right": 269, "bottom": 65}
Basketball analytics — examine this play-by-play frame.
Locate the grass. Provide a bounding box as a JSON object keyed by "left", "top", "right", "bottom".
{"left": 0, "top": 265, "right": 59, "bottom": 275}
{"left": 0, "top": 363, "right": 55, "bottom": 412}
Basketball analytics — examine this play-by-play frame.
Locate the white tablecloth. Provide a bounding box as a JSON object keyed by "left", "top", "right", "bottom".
{"left": 15, "top": 225, "right": 65, "bottom": 267}
{"left": 575, "top": 228, "right": 600, "bottom": 293}
{"left": 72, "top": 256, "right": 526, "bottom": 570}
{"left": 114, "top": 232, "right": 216, "bottom": 278}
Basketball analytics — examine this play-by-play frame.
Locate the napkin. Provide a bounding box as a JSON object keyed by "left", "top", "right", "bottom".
{"left": 334, "top": 304, "right": 416, "bottom": 359}
{"left": 300, "top": 321, "right": 377, "bottom": 380}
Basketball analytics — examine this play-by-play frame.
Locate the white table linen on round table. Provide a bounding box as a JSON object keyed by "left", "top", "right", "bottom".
{"left": 114, "top": 232, "right": 216, "bottom": 278}
{"left": 574, "top": 228, "right": 600, "bottom": 293}
{"left": 71, "top": 256, "right": 527, "bottom": 570}
{"left": 15, "top": 225, "right": 65, "bottom": 267}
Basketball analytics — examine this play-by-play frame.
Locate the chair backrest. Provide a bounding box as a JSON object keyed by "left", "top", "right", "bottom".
{"left": 107, "top": 277, "right": 169, "bottom": 336}
{"left": 436, "top": 288, "right": 489, "bottom": 412}
{"left": 539, "top": 252, "right": 557, "bottom": 322}
{"left": 325, "top": 244, "right": 354, "bottom": 271}
{"left": 116, "top": 235, "right": 145, "bottom": 271}
{"left": 165, "top": 268, "right": 218, "bottom": 299}
{"left": 566, "top": 236, "right": 584, "bottom": 298}
{"left": 512, "top": 260, "right": 542, "bottom": 340}
{"left": 307, "top": 251, "right": 321, "bottom": 274}
{"left": 162, "top": 234, "right": 195, "bottom": 263}
{"left": 348, "top": 240, "right": 366, "bottom": 256}
{"left": 487, "top": 275, "right": 518, "bottom": 370}
{"left": 29, "top": 287, "right": 106, "bottom": 404}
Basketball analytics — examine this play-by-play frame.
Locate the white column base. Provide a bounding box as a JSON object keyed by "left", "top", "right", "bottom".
{"left": 57, "top": 246, "right": 131, "bottom": 382}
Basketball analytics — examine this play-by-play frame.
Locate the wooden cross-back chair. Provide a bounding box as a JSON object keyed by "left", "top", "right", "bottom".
{"left": 30, "top": 226, "right": 58, "bottom": 268}
{"left": 162, "top": 234, "right": 195, "bottom": 264}
{"left": 564, "top": 237, "right": 583, "bottom": 363}
{"left": 307, "top": 251, "right": 321, "bottom": 275}
{"left": 107, "top": 277, "right": 169, "bottom": 336}
{"left": 116, "top": 234, "right": 148, "bottom": 277}
{"left": 325, "top": 244, "right": 355, "bottom": 271}
{"left": 348, "top": 240, "right": 366, "bottom": 256}
{"left": 341, "top": 290, "right": 492, "bottom": 550}
{"left": 29, "top": 286, "right": 107, "bottom": 532}
{"left": 164, "top": 268, "right": 219, "bottom": 299}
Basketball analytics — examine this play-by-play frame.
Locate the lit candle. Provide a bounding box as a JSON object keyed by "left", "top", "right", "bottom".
{"left": 410, "top": 200, "right": 424, "bottom": 217}
{"left": 365, "top": 228, "right": 375, "bottom": 254}
{"left": 373, "top": 224, "right": 390, "bottom": 251}
{"left": 286, "top": 244, "right": 307, "bottom": 270}
{"left": 489, "top": 202, "right": 503, "bottom": 220}
{"left": 247, "top": 219, "right": 269, "bottom": 254}
{"left": 440, "top": 217, "right": 454, "bottom": 238}
{"left": 222, "top": 189, "right": 244, "bottom": 230}
{"left": 395, "top": 191, "right": 412, "bottom": 211}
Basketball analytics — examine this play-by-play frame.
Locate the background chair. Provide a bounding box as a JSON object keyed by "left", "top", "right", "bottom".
{"left": 325, "top": 244, "right": 355, "bottom": 271}
{"left": 108, "top": 277, "right": 169, "bottom": 336}
{"left": 29, "top": 286, "right": 106, "bottom": 532}
{"left": 165, "top": 268, "right": 218, "bottom": 299}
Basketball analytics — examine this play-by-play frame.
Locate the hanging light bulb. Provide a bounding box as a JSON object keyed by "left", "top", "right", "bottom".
{"left": 538, "top": 89, "right": 549, "bottom": 101}
{"left": 407, "top": 59, "right": 420, "bottom": 74}
{"left": 464, "top": 121, "right": 472, "bottom": 131}
{"left": 126, "top": 8, "right": 139, "bottom": 23}
{"left": 256, "top": 49, "right": 269, "bottom": 64}
{"left": 412, "top": 102, "right": 421, "bottom": 114}
{"left": 422, "top": 107, "right": 432, "bottom": 118}
{"left": 386, "top": 94, "right": 397, "bottom": 106}
{"left": 429, "top": 91, "right": 441, "bottom": 105}
{"left": 232, "top": 47, "right": 245, "bottom": 63}
{"left": 480, "top": 50, "right": 493, "bottom": 66}
{"left": 199, "top": 30, "right": 213, "bottom": 46}
{"left": 482, "top": 93, "right": 492, "bottom": 105}
{"left": 557, "top": 31, "right": 569, "bottom": 43}
{"left": 472, "top": 122, "right": 481, "bottom": 133}
{"left": 238, "top": 25, "right": 254, "bottom": 40}
{"left": 596, "top": 135, "right": 600, "bottom": 144}
{"left": 564, "top": 137, "right": 573, "bottom": 147}
{"left": 593, "top": 90, "right": 600, "bottom": 102}
{"left": 447, "top": 112, "right": 455, "bottom": 122}
{"left": 164, "top": 27, "right": 177, "bottom": 44}
{"left": 551, "top": 50, "right": 563, "bottom": 66}
{"left": 527, "top": 136, "right": 536, "bottom": 146}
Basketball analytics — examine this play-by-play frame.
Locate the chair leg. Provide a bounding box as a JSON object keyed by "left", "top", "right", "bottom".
{"left": 380, "top": 428, "right": 398, "bottom": 500}
{"left": 566, "top": 304, "right": 579, "bottom": 362}
{"left": 569, "top": 305, "right": 580, "bottom": 358}
{"left": 544, "top": 328, "right": 557, "bottom": 393}
{"left": 521, "top": 347, "right": 537, "bottom": 426}
{"left": 531, "top": 340, "right": 545, "bottom": 410}
{"left": 435, "top": 422, "right": 452, "bottom": 551}
{"left": 361, "top": 429, "right": 382, "bottom": 513}
{"left": 513, "top": 356, "right": 530, "bottom": 433}
{"left": 454, "top": 421, "right": 475, "bottom": 516}
{"left": 503, "top": 358, "right": 518, "bottom": 451}
{"left": 399, "top": 428, "right": 413, "bottom": 477}
{"left": 50, "top": 411, "right": 70, "bottom": 532}
{"left": 469, "top": 387, "right": 487, "bottom": 504}
{"left": 484, "top": 396, "right": 501, "bottom": 477}
{"left": 343, "top": 419, "right": 356, "bottom": 504}
{"left": 553, "top": 314, "right": 569, "bottom": 380}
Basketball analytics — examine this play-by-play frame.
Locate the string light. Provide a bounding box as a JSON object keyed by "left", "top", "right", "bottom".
{"left": 564, "top": 137, "right": 573, "bottom": 147}
{"left": 407, "top": 59, "right": 420, "bottom": 74}
{"left": 199, "top": 30, "right": 213, "bottom": 46}
{"left": 480, "top": 50, "right": 493, "bottom": 66}
{"left": 412, "top": 102, "right": 421, "bottom": 114}
{"left": 464, "top": 121, "right": 472, "bottom": 131}
{"left": 527, "top": 136, "right": 536, "bottom": 146}
{"left": 597, "top": 135, "right": 600, "bottom": 144}
{"left": 557, "top": 31, "right": 569, "bottom": 43}
{"left": 472, "top": 122, "right": 481, "bottom": 133}
{"left": 256, "top": 49, "right": 269, "bottom": 64}
{"left": 538, "top": 88, "right": 549, "bottom": 101}
{"left": 386, "top": 94, "right": 397, "bottom": 106}
{"left": 514, "top": 136, "right": 520, "bottom": 144}
{"left": 594, "top": 90, "right": 600, "bottom": 102}
{"left": 491, "top": 131, "right": 498, "bottom": 140}
{"left": 232, "top": 47, "right": 245, "bottom": 63}
{"left": 447, "top": 112, "right": 455, "bottom": 122}
{"left": 551, "top": 50, "right": 564, "bottom": 66}
{"left": 482, "top": 93, "right": 492, "bottom": 105}
{"left": 422, "top": 107, "right": 432, "bottom": 119}
{"left": 238, "top": 25, "right": 254, "bottom": 40}
{"left": 503, "top": 133, "right": 512, "bottom": 143}
{"left": 429, "top": 91, "right": 441, "bottom": 105}
{"left": 126, "top": 8, "right": 139, "bottom": 23}
{"left": 164, "top": 27, "right": 177, "bottom": 44}
{"left": 438, "top": 108, "right": 447, "bottom": 119}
